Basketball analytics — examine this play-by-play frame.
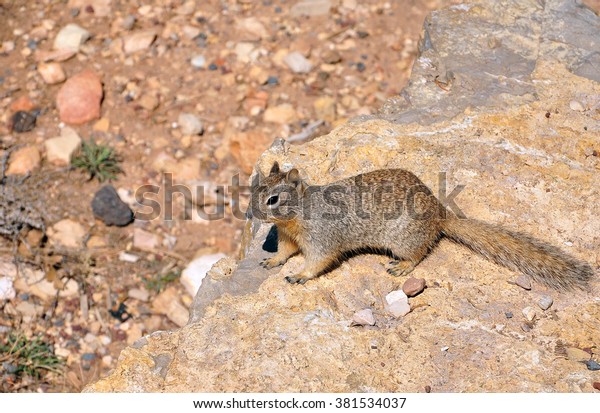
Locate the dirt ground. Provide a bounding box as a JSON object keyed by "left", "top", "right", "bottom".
{"left": 1, "top": 0, "right": 599, "bottom": 393}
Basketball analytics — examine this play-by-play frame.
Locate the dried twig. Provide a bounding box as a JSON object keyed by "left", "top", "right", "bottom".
{"left": 287, "top": 120, "right": 325, "bottom": 143}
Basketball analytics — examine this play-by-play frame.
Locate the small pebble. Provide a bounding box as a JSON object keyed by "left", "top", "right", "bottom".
{"left": 586, "top": 360, "right": 600, "bottom": 371}
{"left": 522, "top": 306, "right": 536, "bottom": 322}
{"left": 38, "top": 62, "right": 66, "bottom": 85}
{"left": 569, "top": 100, "right": 585, "bottom": 112}
{"left": 505, "top": 311, "right": 513, "bottom": 319}
{"left": 593, "top": 382, "right": 600, "bottom": 391}
{"left": 128, "top": 288, "right": 150, "bottom": 302}
{"left": 54, "top": 23, "right": 90, "bottom": 52}
{"left": 322, "top": 49, "right": 342, "bottom": 64}
{"left": 99, "top": 335, "right": 111, "bottom": 346}
{"left": 102, "top": 355, "right": 113, "bottom": 367}
{"left": 121, "top": 15, "right": 136, "bottom": 31}
{"left": 385, "top": 290, "right": 411, "bottom": 318}
{"left": 283, "top": 51, "right": 313, "bottom": 74}
{"left": 82, "top": 353, "right": 96, "bottom": 361}
{"left": 402, "top": 277, "right": 426, "bottom": 297}
{"left": 521, "top": 323, "right": 531, "bottom": 332}
{"left": 123, "top": 30, "right": 157, "bottom": 54}
{"left": 178, "top": 113, "right": 203, "bottom": 135}
{"left": 266, "top": 76, "right": 279, "bottom": 85}
{"left": 352, "top": 308, "right": 375, "bottom": 326}
{"left": 119, "top": 251, "right": 140, "bottom": 263}
{"left": 208, "top": 63, "right": 218, "bottom": 71}
{"left": 11, "top": 111, "right": 37, "bottom": 133}
{"left": 191, "top": 54, "right": 206, "bottom": 69}
{"left": 514, "top": 275, "right": 531, "bottom": 290}
{"left": 356, "top": 62, "right": 366, "bottom": 72}
{"left": 537, "top": 295, "right": 553, "bottom": 311}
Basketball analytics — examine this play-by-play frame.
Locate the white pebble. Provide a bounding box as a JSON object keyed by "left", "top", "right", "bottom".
{"left": 283, "top": 51, "right": 313, "bottom": 74}
{"left": 522, "top": 306, "right": 536, "bottom": 322}
{"left": 385, "top": 290, "right": 410, "bottom": 318}
{"left": 119, "top": 251, "right": 140, "bottom": 263}
{"left": 569, "top": 100, "right": 585, "bottom": 112}
{"left": 352, "top": 308, "right": 375, "bottom": 326}
{"left": 190, "top": 54, "right": 206, "bottom": 69}
{"left": 178, "top": 113, "right": 203, "bottom": 136}
{"left": 538, "top": 295, "right": 553, "bottom": 311}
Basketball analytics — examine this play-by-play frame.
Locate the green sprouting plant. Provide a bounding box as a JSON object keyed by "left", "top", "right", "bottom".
{"left": 143, "top": 269, "right": 182, "bottom": 293}
{"left": 0, "top": 332, "right": 64, "bottom": 380}
{"left": 72, "top": 139, "right": 123, "bottom": 182}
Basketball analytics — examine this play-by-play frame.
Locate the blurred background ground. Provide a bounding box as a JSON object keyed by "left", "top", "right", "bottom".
{"left": 0, "top": 0, "right": 598, "bottom": 393}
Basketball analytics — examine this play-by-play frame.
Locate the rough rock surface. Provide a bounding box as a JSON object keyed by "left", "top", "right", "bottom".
{"left": 86, "top": 0, "right": 600, "bottom": 393}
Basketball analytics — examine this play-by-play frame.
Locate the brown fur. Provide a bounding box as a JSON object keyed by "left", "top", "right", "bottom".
{"left": 252, "top": 163, "right": 594, "bottom": 290}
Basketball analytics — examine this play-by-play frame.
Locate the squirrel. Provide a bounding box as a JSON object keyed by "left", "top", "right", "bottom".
{"left": 251, "top": 162, "right": 594, "bottom": 290}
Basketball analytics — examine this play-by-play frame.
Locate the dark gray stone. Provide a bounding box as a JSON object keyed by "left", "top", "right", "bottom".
{"left": 586, "top": 360, "right": 600, "bottom": 371}
{"left": 91, "top": 185, "right": 133, "bottom": 227}
{"left": 11, "top": 111, "right": 37, "bottom": 133}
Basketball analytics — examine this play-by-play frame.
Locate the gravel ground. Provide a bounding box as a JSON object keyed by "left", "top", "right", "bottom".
{"left": 1, "top": 0, "right": 598, "bottom": 392}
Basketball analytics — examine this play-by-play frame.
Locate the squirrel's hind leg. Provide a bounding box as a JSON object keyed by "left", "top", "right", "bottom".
{"left": 386, "top": 260, "right": 416, "bottom": 277}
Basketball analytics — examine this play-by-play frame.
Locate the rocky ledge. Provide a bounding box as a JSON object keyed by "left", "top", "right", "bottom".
{"left": 85, "top": 0, "right": 600, "bottom": 392}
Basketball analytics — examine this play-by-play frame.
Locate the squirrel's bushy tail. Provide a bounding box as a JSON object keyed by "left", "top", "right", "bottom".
{"left": 442, "top": 218, "right": 594, "bottom": 290}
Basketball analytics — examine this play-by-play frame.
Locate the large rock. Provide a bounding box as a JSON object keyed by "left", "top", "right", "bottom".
{"left": 86, "top": 0, "right": 600, "bottom": 393}
{"left": 56, "top": 69, "right": 103, "bottom": 125}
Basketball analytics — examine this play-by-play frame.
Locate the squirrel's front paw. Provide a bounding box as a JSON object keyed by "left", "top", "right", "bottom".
{"left": 260, "top": 257, "right": 283, "bottom": 269}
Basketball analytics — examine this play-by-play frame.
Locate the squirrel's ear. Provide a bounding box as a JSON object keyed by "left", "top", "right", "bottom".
{"left": 286, "top": 168, "right": 302, "bottom": 186}
{"left": 251, "top": 172, "right": 261, "bottom": 188}
{"left": 269, "top": 162, "right": 280, "bottom": 176}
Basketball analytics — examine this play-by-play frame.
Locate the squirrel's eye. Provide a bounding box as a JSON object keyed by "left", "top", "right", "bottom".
{"left": 266, "top": 195, "right": 279, "bottom": 206}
